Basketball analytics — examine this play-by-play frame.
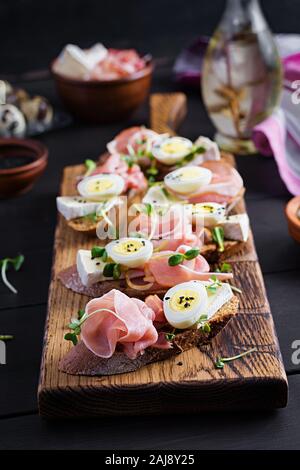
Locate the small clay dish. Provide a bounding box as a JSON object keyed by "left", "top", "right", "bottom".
{"left": 285, "top": 196, "right": 300, "bottom": 243}
{"left": 0, "top": 138, "right": 48, "bottom": 198}
{"left": 51, "top": 58, "right": 153, "bottom": 123}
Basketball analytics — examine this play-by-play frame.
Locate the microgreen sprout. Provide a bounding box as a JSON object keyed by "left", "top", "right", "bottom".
{"left": 165, "top": 332, "right": 176, "bottom": 341}
{"left": 64, "top": 307, "right": 117, "bottom": 346}
{"left": 168, "top": 248, "right": 200, "bottom": 266}
{"left": 216, "top": 262, "right": 232, "bottom": 273}
{"left": 205, "top": 275, "right": 222, "bottom": 294}
{"left": 196, "top": 314, "right": 211, "bottom": 333}
{"left": 212, "top": 226, "right": 225, "bottom": 252}
{"left": 0, "top": 254, "right": 24, "bottom": 294}
{"left": 215, "top": 347, "right": 257, "bottom": 369}
{"left": 84, "top": 159, "right": 96, "bottom": 177}
{"left": 176, "top": 146, "right": 206, "bottom": 167}
{"left": 91, "top": 247, "right": 107, "bottom": 260}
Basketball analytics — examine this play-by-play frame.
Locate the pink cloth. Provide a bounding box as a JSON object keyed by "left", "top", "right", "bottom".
{"left": 252, "top": 35, "right": 300, "bottom": 195}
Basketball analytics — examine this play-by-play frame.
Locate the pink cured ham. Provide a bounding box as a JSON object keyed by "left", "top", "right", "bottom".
{"left": 107, "top": 126, "right": 159, "bottom": 156}
{"left": 145, "top": 295, "right": 166, "bottom": 325}
{"left": 90, "top": 49, "right": 146, "bottom": 80}
{"left": 145, "top": 245, "right": 233, "bottom": 287}
{"left": 81, "top": 289, "right": 172, "bottom": 360}
{"left": 92, "top": 153, "right": 147, "bottom": 192}
{"left": 130, "top": 205, "right": 203, "bottom": 251}
{"left": 183, "top": 160, "right": 244, "bottom": 204}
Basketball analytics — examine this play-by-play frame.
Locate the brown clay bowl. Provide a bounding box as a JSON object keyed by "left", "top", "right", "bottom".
{"left": 51, "top": 60, "right": 153, "bottom": 123}
{"left": 285, "top": 196, "right": 300, "bottom": 243}
{"left": 0, "top": 138, "right": 48, "bottom": 198}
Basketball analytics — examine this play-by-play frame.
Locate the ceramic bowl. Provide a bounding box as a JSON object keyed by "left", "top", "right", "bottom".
{"left": 0, "top": 138, "right": 48, "bottom": 198}
{"left": 285, "top": 196, "right": 300, "bottom": 243}
{"left": 51, "top": 60, "right": 153, "bottom": 123}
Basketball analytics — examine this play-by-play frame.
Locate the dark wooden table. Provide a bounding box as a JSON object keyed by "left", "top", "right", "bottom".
{"left": 1, "top": 63, "right": 300, "bottom": 450}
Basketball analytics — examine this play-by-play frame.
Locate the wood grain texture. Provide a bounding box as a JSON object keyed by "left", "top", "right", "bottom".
{"left": 38, "top": 93, "right": 288, "bottom": 418}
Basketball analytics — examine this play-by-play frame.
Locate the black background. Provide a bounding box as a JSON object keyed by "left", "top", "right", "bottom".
{"left": 0, "top": 0, "right": 300, "bottom": 450}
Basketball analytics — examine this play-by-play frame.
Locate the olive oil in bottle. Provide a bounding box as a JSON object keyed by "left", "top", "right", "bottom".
{"left": 201, "top": 0, "right": 282, "bottom": 154}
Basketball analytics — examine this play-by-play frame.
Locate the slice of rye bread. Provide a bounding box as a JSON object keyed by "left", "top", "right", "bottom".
{"left": 201, "top": 240, "right": 244, "bottom": 263}
{"left": 59, "top": 295, "right": 239, "bottom": 376}
{"left": 58, "top": 265, "right": 167, "bottom": 299}
{"left": 67, "top": 216, "right": 101, "bottom": 235}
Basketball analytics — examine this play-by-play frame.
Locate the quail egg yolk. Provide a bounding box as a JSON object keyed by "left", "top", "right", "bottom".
{"left": 195, "top": 204, "right": 215, "bottom": 213}
{"left": 169, "top": 289, "right": 200, "bottom": 312}
{"left": 161, "top": 141, "right": 190, "bottom": 155}
{"left": 87, "top": 178, "right": 113, "bottom": 194}
{"left": 178, "top": 167, "right": 205, "bottom": 180}
{"left": 113, "top": 239, "right": 144, "bottom": 255}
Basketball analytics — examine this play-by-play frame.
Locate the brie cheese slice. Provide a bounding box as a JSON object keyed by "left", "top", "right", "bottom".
{"left": 204, "top": 282, "right": 233, "bottom": 319}
{"left": 56, "top": 196, "right": 100, "bottom": 220}
{"left": 220, "top": 213, "right": 250, "bottom": 242}
{"left": 77, "top": 250, "right": 112, "bottom": 287}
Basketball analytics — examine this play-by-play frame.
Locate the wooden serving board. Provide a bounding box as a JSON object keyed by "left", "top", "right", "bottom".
{"left": 38, "top": 93, "right": 288, "bottom": 418}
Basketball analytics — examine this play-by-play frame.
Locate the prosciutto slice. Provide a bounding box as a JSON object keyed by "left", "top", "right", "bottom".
{"left": 187, "top": 160, "right": 244, "bottom": 204}
{"left": 130, "top": 204, "right": 202, "bottom": 251}
{"left": 81, "top": 289, "right": 171, "bottom": 360}
{"left": 107, "top": 126, "right": 159, "bottom": 156}
{"left": 146, "top": 244, "right": 232, "bottom": 287}
{"left": 92, "top": 153, "right": 147, "bottom": 192}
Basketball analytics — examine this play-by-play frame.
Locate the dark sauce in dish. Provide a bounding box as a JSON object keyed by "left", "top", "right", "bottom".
{"left": 0, "top": 154, "right": 35, "bottom": 170}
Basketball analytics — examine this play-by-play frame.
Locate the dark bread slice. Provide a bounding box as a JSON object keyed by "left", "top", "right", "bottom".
{"left": 67, "top": 216, "right": 100, "bottom": 235}
{"left": 201, "top": 240, "right": 244, "bottom": 263}
{"left": 59, "top": 296, "right": 239, "bottom": 376}
{"left": 58, "top": 265, "right": 167, "bottom": 299}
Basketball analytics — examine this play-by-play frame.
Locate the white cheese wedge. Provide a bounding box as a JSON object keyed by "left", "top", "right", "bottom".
{"left": 190, "top": 136, "right": 221, "bottom": 165}
{"left": 142, "top": 185, "right": 170, "bottom": 208}
{"left": 220, "top": 213, "right": 250, "bottom": 242}
{"left": 77, "top": 250, "right": 112, "bottom": 287}
{"left": 54, "top": 43, "right": 107, "bottom": 79}
{"left": 56, "top": 196, "right": 101, "bottom": 220}
{"left": 204, "top": 282, "right": 233, "bottom": 320}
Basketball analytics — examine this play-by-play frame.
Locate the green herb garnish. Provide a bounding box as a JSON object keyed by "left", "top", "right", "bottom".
{"left": 184, "top": 248, "right": 200, "bottom": 260}
{"left": 84, "top": 159, "right": 96, "bottom": 177}
{"left": 0, "top": 335, "right": 14, "bottom": 341}
{"left": 176, "top": 145, "right": 206, "bottom": 167}
{"left": 215, "top": 347, "right": 257, "bottom": 369}
{"left": 212, "top": 226, "right": 225, "bottom": 252}
{"left": 145, "top": 203, "right": 154, "bottom": 216}
{"left": 64, "top": 332, "right": 78, "bottom": 346}
{"left": 168, "top": 248, "right": 200, "bottom": 266}
{"left": 217, "top": 262, "right": 232, "bottom": 273}
{"left": 64, "top": 308, "right": 87, "bottom": 346}
{"left": 0, "top": 254, "right": 24, "bottom": 294}
{"left": 165, "top": 333, "right": 176, "bottom": 341}
{"left": 206, "top": 275, "right": 222, "bottom": 294}
{"left": 103, "top": 263, "right": 116, "bottom": 278}
{"left": 113, "top": 263, "right": 121, "bottom": 280}
{"left": 121, "top": 154, "right": 136, "bottom": 169}
{"left": 64, "top": 306, "right": 118, "bottom": 346}
{"left": 91, "top": 246, "right": 106, "bottom": 260}
{"left": 146, "top": 167, "right": 158, "bottom": 176}
{"left": 168, "top": 253, "right": 185, "bottom": 266}
{"left": 196, "top": 314, "right": 211, "bottom": 333}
